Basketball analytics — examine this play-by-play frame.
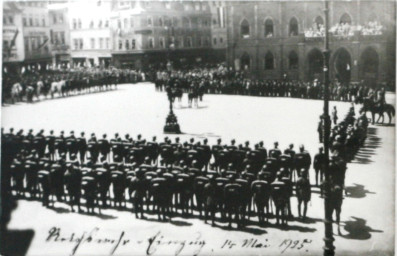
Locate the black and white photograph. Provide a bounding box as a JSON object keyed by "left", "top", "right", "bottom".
{"left": 0, "top": 0, "right": 395, "bottom": 255}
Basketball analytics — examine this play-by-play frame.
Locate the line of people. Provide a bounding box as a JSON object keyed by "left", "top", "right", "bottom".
{"left": 1, "top": 110, "right": 367, "bottom": 229}
{"left": 2, "top": 67, "right": 146, "bottom": 104}
{"left": 154, "top": 66, "right": 388, "bottom": 103}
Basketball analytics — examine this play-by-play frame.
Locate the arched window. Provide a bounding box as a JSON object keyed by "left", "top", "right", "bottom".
{"left": 340, "top": 13, "right": 352, "bottom": 24}
{"left": 265, "top": 51, "right": 274, "bottom": 70}
{"left": 314, "top": 16, "right": 324, "bottom": 29}
{"left": 289, "top": 51, "right": 299, "bottom": 70}
{"left": 289, "top": 17, "right": 299, "bottom": 36}
{"left": 264, "top": 19, "right": 274, "bottom": 37}
{"left": 241, "top": 19, "right": 250, "bottom": 38}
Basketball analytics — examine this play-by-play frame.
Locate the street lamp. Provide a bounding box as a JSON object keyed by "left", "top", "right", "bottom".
{"left": 322, "top": 1, "right": 335, "bottom": 256}
{"left": 163, "top": 25, "right": 181, "bottom": 134}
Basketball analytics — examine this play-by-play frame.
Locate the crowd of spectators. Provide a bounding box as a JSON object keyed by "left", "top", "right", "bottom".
{"left": 305, "top": 21, "right": 383, "bottom": 38}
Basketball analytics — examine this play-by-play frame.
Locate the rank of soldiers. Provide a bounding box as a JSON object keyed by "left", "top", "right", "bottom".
{"left": 1, "top": 107, "right": 367, "bottom": 229}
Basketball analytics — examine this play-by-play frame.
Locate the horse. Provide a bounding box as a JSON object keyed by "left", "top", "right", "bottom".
{"left": 11, "top": 83, "right": 23, "bottom": 103}
{"left": 50, "top": 80, "right": 66, "bottom": 98}
{"left": 188, "top": 89, "right": 199, "bottom": 108}
{"left": 362, "top": 97, "right": 395, "bottom": 124}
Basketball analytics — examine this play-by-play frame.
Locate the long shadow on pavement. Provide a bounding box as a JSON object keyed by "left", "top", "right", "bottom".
{"left": 340, "top": 216, "right": 383, "bottom": 240}
{"left": 345, "top": 184, "right": 376, "bottom": 199}
{"left": 351, "top": 127, "right": 381, "bottom": 165}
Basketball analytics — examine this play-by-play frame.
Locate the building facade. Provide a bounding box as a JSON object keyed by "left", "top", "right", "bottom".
{"left": 208, "top": 0, "right": 227, "bottom": 62}
{"left": 48, "top": 3, "right": 71, "bottom": 67}
{"left": 68, "top": 0, "right": 112, "bottom": 67}
{"left": 3, "top": 1, "right": 52, "bottom": 73}
{"left": 226, "top": 1, "right": 396, "bottom": 84}
{"left": 110, "top": 0, "right": 214, "bottom": 70}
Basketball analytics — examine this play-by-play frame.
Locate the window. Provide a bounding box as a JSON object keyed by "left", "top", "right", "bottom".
{"left": 124, "top": 18, "right": 128, "bottom": 28}
{"left": 172, "top": 17, "right": 178, "bottom": 27}
{"left": 59, "top": 14, "right": 63, "bottom": 24}
{"left": 182, "top": 17, "right": 190, "bottom": 28}
{"left": 60, "top": 32, "right": 65, "bottom": 44}
{"left": 74, "top": 39, "right": 78, "bottom": 50}
{"left": 25, "top": 38, "right": 29, "bottom": 52}
{"left": 79, "top": 39, "right": 83, "bottom": 49}
{"left": 125, "top": 39, "right": 129, "bottom": 49}
{"left": 179, "top": 36, "right": 184, "bottom": 47}
{"left": 8, "top": 16, "right": 14, "bottom": 25}
{"left": 204, "top": 37, "right": 209, "bottom": 46}
{"left": 29, "top": 17, "right": 33, "bottom": 26}
{"left": 186, "top": 37, "right": 192, "bottom": 47}
{"left": 197, "top": 18, "right": 202, "bottom": 28}
{"left": 23, "top": 17, "right": 27, "bottom": 26}
{"left": 31, "top": 37, "right": 36, "bottom": 50}
{"left": 197, "top": 37, "right": 202, "bottom": 47}
{"left": 314, "top": 16, "right": 324, "bottom": 29}
{"left": 159, "top": 17, "right": 163, "bottom": 27}
{"left": 90, "top": 20, "right": 94, "bottom": 28}
{"left": 213, "top": 18, "right": 217, "bottom": 25}
{"left": 3, "top": 17, "right": 6, "bottom": 25}
{"left": 78, "top": 19, "right": 82, "bottom": 29}
{"left": 147, "top": 17, "right": 152, "bottom": 26}
{"left": 73, "top": 19, "right": 76, "bottom": 29}
{"left": 264, "top": 19, "right": 274, "bottom": 37}
{"left": 241, "top": 19, "right": 250, "bottom": 38}
{"left": 265, "top": 51, "right": 274, "bottom": 70}
{"left": 42, "top": 17, "right": 45, "bottom": 26}
{"left": 289, "top": 51, "right": 299, "bottom": 70}
{"left": 98, "top": 20, "right": 102, "bottom": 28}
{"left": 220, "top": 37, "right": 223, "bottom": 43}
{"left": 35, "top": 17, "right": 39, "bottom": 26}
{"left": 160, "top": 37, "right": 164, "bottom": 48}
{"left": 99, "top": 38, "right": 103, "bottom": 49}
{"left": 289, "top": 17, "right": 299, "bottom": 36}
{"left": 53, "top": 15, "right": 57, "bottom": 24}
{"left": 90, "top": 38, "right": 95, "bottom": 49}
{"left": 106, "top": 38, "right": 110, "bottom": 49}
{"left": 118, "top": 40, "right": 122, "bottom": 50}
{"left": 148, "top": 37, "right": 154, "bottom": 48}
{"left": 117, "top": 19, "right": 121, "bottom": 29}
{"left": 130, "top": 17, "right": 134, "bottom": 27}
{"left": 241, "top": 53, "right": 250, "bottom": 70}
{"left": 131, "top": 39, "right": 135, "bottom": 49}
{"left": 105, "top": 20, "right": 109, "bottom": 27}
{"left": 213, "top": 37, "right": 217, "bottom": 45}
{"left": 340, "top": 13, "right": 352, "bottom": 24}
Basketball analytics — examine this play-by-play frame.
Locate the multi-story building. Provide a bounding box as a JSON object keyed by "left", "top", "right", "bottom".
{"left": 110, "top": 0, "right": 213, "bottom": 70}
{"left": 225, "top": 1, "right": 396, "bottom": 84}
{"left": 208, "top": 1, "right": 227, "bottom": 62}
{"left": 68, "top": 0, "right": 112, "bottom": 67}
{"left": 48, "top": 2, "right": 71, "bottom": 67}
{"left": 3, "top": 1, "right": 52, "bottom": 73}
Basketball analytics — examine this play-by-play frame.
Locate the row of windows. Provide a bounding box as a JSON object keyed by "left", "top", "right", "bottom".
{"left": 116, "top": 16, "right": 211, "bottom": 29}
{"left": 136, "top": 1, "right": 208, "bottom": 11}
{"left": 51, "top": 31, "right": 65, "bottom": 45}
{"left": 72, "top": 19, "right": 109, "bottom": 29}
{"left": 212, "top": 37, "right": 224, "bottom": 45}
{"left": 240, "top": 13, "right": 355, "bottom": 38}
{"left": 116, "top": 36, "right": 211, "bottom": 50}
{"left": 19, "top": 1, "right": 46, "bottom": 7}
{"left": 72, "top": 38, "right": 111, "bottom": 50}
{"left": 24, "top": 36, "right": 49, "bottom": 53}
{"left": 51, "top": 13, "right": 64, "bottom": 25}
{"left": 23, "top": 15, "right": 47, "bottom": 27}
{"left": 241, "top": 51, "right": 299, "bottom": 70}
{"left": 3, "top": 16, "right": 14, "bottom": 25}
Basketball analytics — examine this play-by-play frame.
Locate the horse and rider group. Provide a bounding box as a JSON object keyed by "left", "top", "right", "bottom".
{"left": 154, "top": 66, "right": 394, "bottom": 123}
{"left": 2, "top": 67, "right": 146, "bottom": 105}
{"left": 1, "top": 103, "right": 368, "bottom": 229}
